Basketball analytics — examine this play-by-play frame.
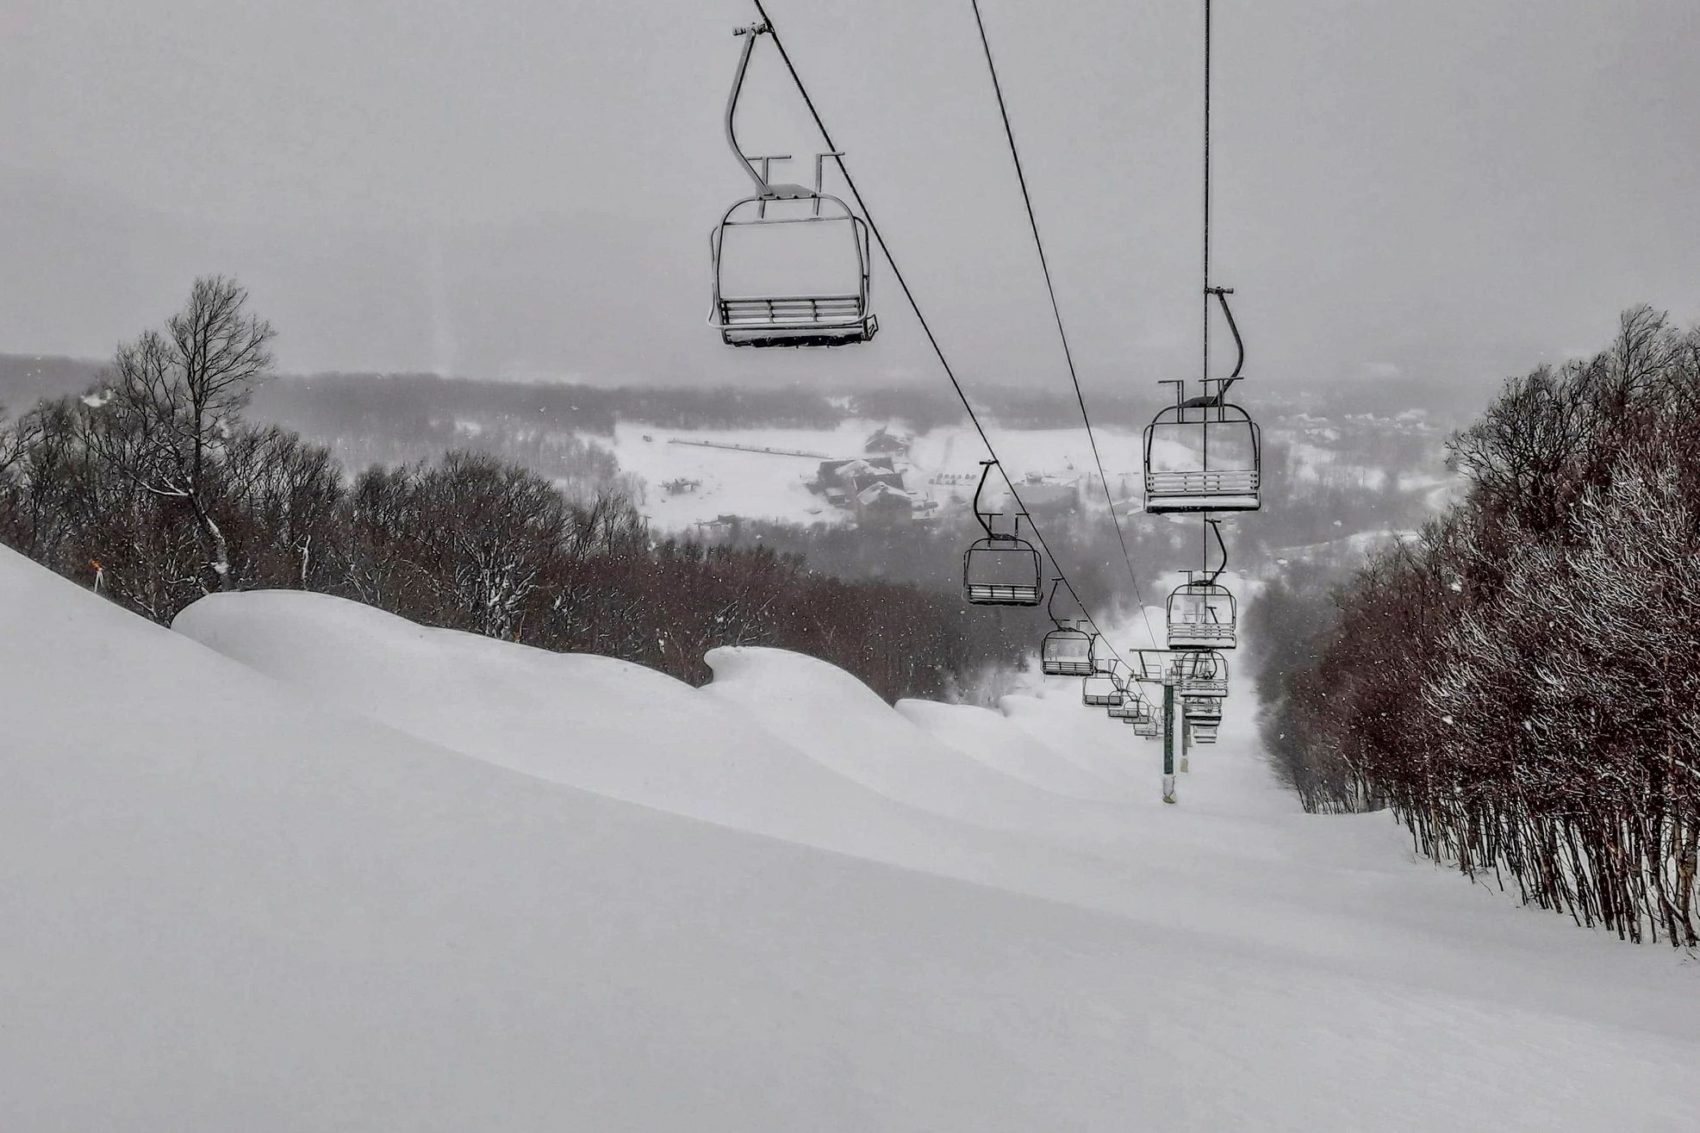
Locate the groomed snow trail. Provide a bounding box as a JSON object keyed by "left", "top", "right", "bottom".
{"left": 2, "top": 552, "right": 1695, "bottom": 1130}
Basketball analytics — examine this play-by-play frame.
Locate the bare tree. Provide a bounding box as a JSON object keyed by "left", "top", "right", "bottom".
{"left": 85, "top": 277, "right": 274, "bottom": 591}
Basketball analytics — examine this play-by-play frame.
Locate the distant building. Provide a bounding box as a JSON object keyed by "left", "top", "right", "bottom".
{"left": 1018, "top": 480, "right": 1080, "bottom": 517}
{"left": 855, "top": 481, "right": 915, "bottom": 525}
{"left": 811, "top": 456, "right": 904, "bottom": 503}
{"left": 863, "top": 427, "right": 912, "bottom": 457}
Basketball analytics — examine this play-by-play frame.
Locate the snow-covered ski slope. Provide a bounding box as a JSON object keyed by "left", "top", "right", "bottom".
{"left": 4, "top": 545, "right": 1696, "bottom": 1130}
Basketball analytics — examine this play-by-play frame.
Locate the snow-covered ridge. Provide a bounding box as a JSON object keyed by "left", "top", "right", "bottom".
{"left": 3, "top": 545, "right": 1697, "bottom": 1130}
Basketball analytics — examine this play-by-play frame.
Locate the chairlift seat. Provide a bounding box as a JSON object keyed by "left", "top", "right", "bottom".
{"left": 719, "top": 297, "right": 879, "bottom": 348}
{"left": 1145, "top": 469, "right": 1260, "bottom": 515}
{"left": 1169, "top": 622, "right": 1236, "bottom": 651}
{"left": 760, "top": 182, "right": 817, "bottom": 201}
{"left": 967, "top": 582, "right": 1042, "bottom": 605}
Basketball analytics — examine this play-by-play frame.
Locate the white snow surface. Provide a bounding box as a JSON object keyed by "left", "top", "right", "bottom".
{"left": 3, "top": 546, "right": 1697, "bottom": 1130}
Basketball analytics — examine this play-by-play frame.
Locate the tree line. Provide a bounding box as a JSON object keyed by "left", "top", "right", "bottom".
{"left": 0, "top": 278, "right": 1029, "bottom": 702}
{"left": 1257, "top": 308, "right": 1700, "bottom": 946}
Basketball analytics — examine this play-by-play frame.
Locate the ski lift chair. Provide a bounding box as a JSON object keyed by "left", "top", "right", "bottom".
{"left": 1041, "top": 624, "right": 1094, "bottom": 676}
{"left": 1082, "top": 673, "right": 1124, "bottom": 708}
{"left": 963, "top": 462, "right": 1043, "bottom": 606}
{"left": 1109, "top": 693, "right": 1150, "bottom": 722}
{"left": 1179, "top": 651, "right": 1230, "bottom": 698}
{"left": 1185, "top": 694, "right": 1222, "bottom": 745}
{"left": 1184, "top": 696, "right": 1223, "bottom": 724}
{"left": 1039, "top": 579, "right": 1095, "bottom": 675}
{"left": 1142, "top": 289, "right": 1261, "bottom": 512}
{"left": 709, "top": 22, "right": 878, "bottom": 348}
{"left": 1168, "top": 575, "right": 1238, "bottom": 652}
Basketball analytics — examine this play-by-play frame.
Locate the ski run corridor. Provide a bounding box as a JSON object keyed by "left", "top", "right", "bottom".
{"left": 2, "top": 544, "right": 1696, "bottom": 1131}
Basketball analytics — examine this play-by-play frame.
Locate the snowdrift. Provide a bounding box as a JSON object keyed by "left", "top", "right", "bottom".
{"left": 895, "top": 697, "right": 1122, "bottom": 800}
{"left": 173, "top": 592, "right": 1189, "bottom": 913}
{"left": 175, "top": 591, "right": 919, "bottom": 844}
{"left": 4, "top": 547, "right": 1698, "bottom": 1130}
{"left": 704, "top": 646, "right": 1161, "bottom": 849}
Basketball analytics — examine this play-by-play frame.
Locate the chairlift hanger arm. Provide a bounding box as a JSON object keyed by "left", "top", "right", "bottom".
{"left": 725, "top": 21, "right": 777, "bottom": 194}
{"left": 1204, "top": 516, "right": 1229, "bottom": 584}
{"left": 1207, "top": 286, "right": 1246, "bottom": 397}
{"left": 972, "top": 460, "right": 998, "bottom": 538}
{"left": 1046, "top": 576, "right": 1066, "bottom": 629}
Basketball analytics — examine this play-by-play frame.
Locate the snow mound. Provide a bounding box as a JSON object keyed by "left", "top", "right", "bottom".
{"left": 895, "top": 698, "right": 1122, "bottom": 800}
{"left": 703, "top": 646, "right": 1150, "bottom": 850}
{"left": 172, "top": 591, "right": 1164, "bottom": 909}
{"left": 998, "top": 691, "right": 1149, "bottom": 795}
{"left": 4, "top": 546, "right": 1698, "bottom": 1130}
{"left": 174, "top": 591, "right": 903, "bottom": 846}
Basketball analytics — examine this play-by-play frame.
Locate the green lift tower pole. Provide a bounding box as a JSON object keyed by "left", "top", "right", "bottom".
{"left": 1162, "top": 679, "right": 1178, "bottom": 804}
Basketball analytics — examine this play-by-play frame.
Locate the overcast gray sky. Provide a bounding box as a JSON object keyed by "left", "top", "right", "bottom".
{"left": 3, "top": 0, "right": 1697, "bottom": 405}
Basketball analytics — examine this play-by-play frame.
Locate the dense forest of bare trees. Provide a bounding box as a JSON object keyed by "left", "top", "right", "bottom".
{"left": 1259, "top": 308, "right": 1700, "bottom": 945}
{"left": 0, "top": 280, "right": 1028, "bottom": 701}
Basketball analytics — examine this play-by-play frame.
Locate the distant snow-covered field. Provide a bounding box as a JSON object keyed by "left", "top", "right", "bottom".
{"left": 607, "top": 419, "right": 1146, "bottom": 530}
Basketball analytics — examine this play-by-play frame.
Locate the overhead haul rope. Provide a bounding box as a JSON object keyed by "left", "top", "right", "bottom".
{"left": 1199, "top": 0, "right": 1233, "bottom": 599}
{"left": 749, "top": 0, "right": 1148, "bottom": 692}
{"left": 1204, "top": 0, "right": 1214, "bottom": 386}
{"left": 966, "top": 0, "right": 1161, "bottom": 653}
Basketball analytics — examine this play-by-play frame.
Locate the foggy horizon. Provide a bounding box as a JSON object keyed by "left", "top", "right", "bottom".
{"left": 5, "top": 1, "right": 1698, "bottom": 401}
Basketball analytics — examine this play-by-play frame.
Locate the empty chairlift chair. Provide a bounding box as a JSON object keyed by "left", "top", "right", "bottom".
{"left": 1039, "top": 578, "right": 1096, "bottom": 675}
{"left": 1108, "top": 686, "right": 1147, "bottom": 721}
{"left": 1179, "top": 651, "right": 1229, "bottom": 699}
{"left": 1184, "top": 696, "right": 1223, "bottom": 725}
{"left": 1168, "top": 575, "right": 1237, "bottom": 651}
{"left": 963, "top": 462, "right": 1043, "bottom": 606}
{"left": 709, "top": 22, "right": 878, "bottom": 348}
{"left": 1082, "top": 671, "right": 1124, "bottom": 708}
{"left": 1185, "top": 694, "right": 1222, "bottom": 744}
{"left": 1143, "top": 289, "right": 1261, "bottom": 512}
